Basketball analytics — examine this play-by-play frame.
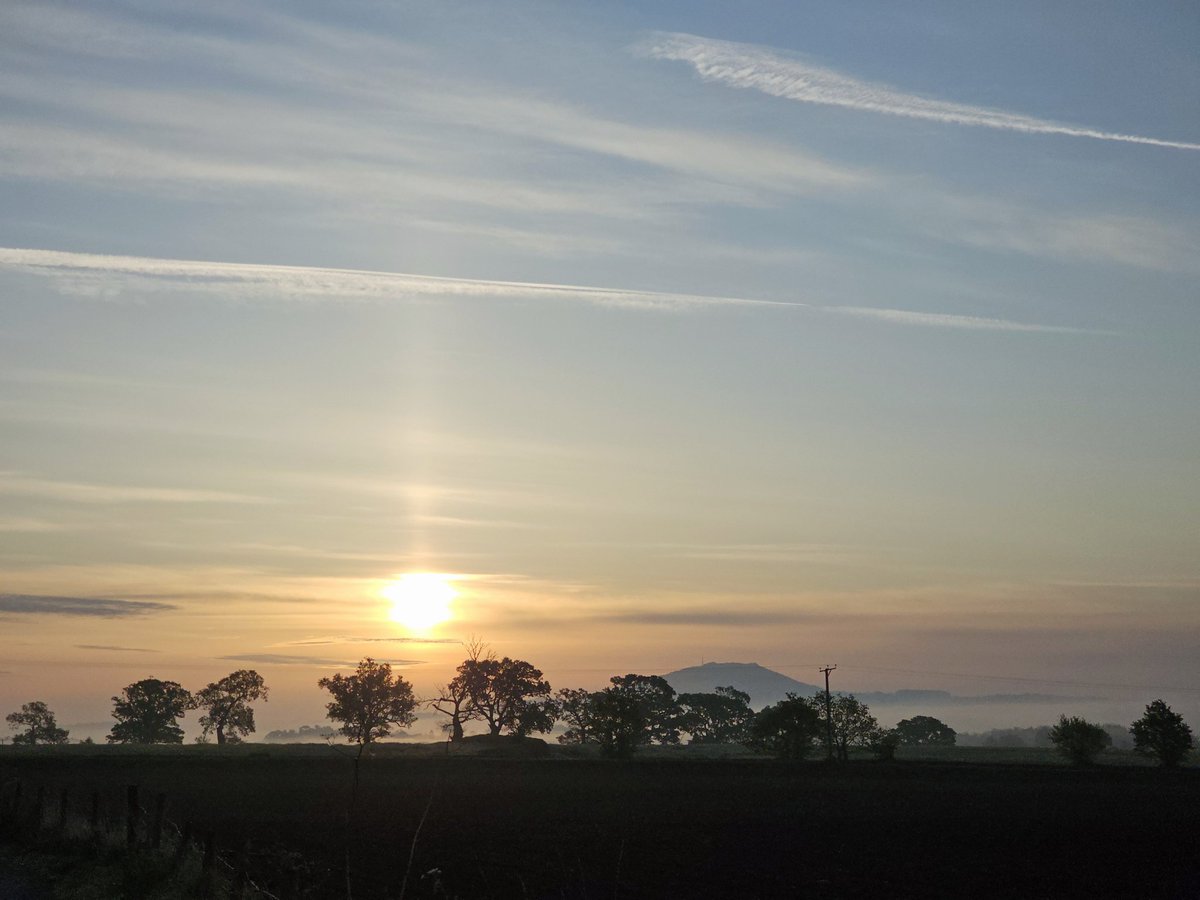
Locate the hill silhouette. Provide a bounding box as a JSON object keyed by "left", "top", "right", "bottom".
{"left": 663, "top": 662, "right": 820, "bottom": 708}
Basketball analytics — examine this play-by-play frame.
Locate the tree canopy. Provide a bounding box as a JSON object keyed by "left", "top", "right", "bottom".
{"left": 1049, "top": 715, "right": 1111, "bottom": 765}
{"left": 748, "top": 693, "right": 822, "bottom": 760}
{"left": 195, "top": 669, "right": 269, "bottom": 745}
{"left": 1130, "top": 699, "right": 1194, "bottom": 767}
{"left": 5, "top": 700, "right": 69, "bottom": 745}
{"left": 108, "top": 678, "right": 194, "bottom": 744}
{"left": 819, "top": 694, "right": 881, "bottom": 762}
{"left": 459, "top": 656, "right": 553, "bottom": 737}
{"left": 678, "top": 686, "right": 754, "bottom": 744}
{"left": 318, "top": 658, "right": 417, "bottom": 746}
{"left": 894, "top": 715, "right": 957, "bottom": 746}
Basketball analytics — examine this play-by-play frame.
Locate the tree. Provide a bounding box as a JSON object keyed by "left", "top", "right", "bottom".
{"left": 678, "top": 686, "right": 755, "bottom": 744}
{"left": 590, "top": 687, "right": 646, "bottom": 758}
{"left": 5, "top": 701, "right": 69, "bottom": 745}
{"left": 429, "top": 638, "right": 488, "bottom": 742}
{"left": 606, "top": 674, "right": 681, "bottom": 745}
{"left": 108, "top": 678, "right": 194, "bottom": 744}
{"left": 748, "top": 693, "right": 822, "bottom": 760}
{"left": 894, "top": 715, "right": 957, "bottom": 746}
{"left": 1130, "top": 699, "right": 1194, "bottom": 767}
{"left": 194, "top": 669, "right": 268, "bottom": 745}
{"left": 318, "top": 658, "right": 417, "bottom": 746}
{"left": 1049, "top": 714, "right": 1111, "bottom": 765}
{"left": 817, "top": 694, "right": 881, "bottom": 762}
{"left": 459, "top": 656, "right": 553, "bottom": 737}
{"left": 555, "top": 688, "right": 600, "bottom": 745}
{"left": 868, "top": 728, "right": 901, "bottom": 761}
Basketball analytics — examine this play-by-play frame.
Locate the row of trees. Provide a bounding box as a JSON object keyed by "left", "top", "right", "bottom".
{"left": 6, "top": 653, "right": 1195, "bottom": 768}
{"left": 3, "top": 670, "right": 268, "bottom": 746}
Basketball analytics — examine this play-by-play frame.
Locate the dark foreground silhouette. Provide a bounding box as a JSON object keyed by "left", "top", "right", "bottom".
{"left": 2, "top": 750, "right": 1198, "bottom": 898}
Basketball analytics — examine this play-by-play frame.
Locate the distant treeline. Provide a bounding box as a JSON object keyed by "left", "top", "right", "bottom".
{"left": 958, "top": 723, "right": 1134, "bottom": 750}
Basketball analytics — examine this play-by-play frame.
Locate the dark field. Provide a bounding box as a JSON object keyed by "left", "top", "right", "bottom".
{"left": 3, "top": 746, "right": 1199, "bottom": 899}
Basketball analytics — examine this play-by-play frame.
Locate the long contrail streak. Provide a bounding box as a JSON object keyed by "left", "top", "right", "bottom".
{"left": 643, "top": 33, "right": 1200, "bottom": 151}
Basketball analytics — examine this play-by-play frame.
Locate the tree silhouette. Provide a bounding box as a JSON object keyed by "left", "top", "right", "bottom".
{"left": 555, "top": 688, "right": 599, "bottom": 745}
{"left": 459, "top": 656, "right": 553, "bottom": 737}
{"left": 5, "top": 700, "right": 69, "bottom": 745}
{"left": 748, "top": 693, "right": 821, "bottom": 760}
{"left": 1130, "top": 699, "right": 1194, "bottom": 767}
{"left": 1049, "top": 714, "right": 1111, "bottom": 765}
{"left": 589, "top": 687, "right": 645, "bottom": 758}
{"left": 606, "top": 674, "right": 681, "bottom": 745}
{"left": 678, "top": 686, "right": 754, "bottom": 744}
{"left": 894, "top": 715, "right": 957, "bottom": 746}
{"left": 817, "top": 694, "right": 880, "bottom": 762}
{"left": 108, "top": 678, "right": 194, "bottom": 744}
{"left": 429, "top": 638, "right": 488, "bottom": 741}
{"left": 318, "top": 658, "right": 417, "bottom": 746}
{"left": 195, "top": 669, "right": 269, "bottom": 745}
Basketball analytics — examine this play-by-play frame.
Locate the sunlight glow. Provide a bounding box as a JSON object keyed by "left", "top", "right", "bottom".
{"left": 382, "top": 573, "right": 455, "bottom": 632}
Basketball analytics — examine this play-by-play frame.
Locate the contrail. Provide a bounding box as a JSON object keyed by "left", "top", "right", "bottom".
{"left": 643, "top": 32, "right": 1200, "bottom": 152}
{"left": 0, "top": 246, "right": 1093, "bottom": 333}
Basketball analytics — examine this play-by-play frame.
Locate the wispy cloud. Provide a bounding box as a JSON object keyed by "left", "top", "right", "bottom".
{"left": 0, "top": 246, "right": 789, "bottom": 311}
{"left": 0, "top": 593, "right": 174, "bottom": 617}
{"left": 219, "top": 652, "right": 425, "bottom": 667}
{"left": 76, "top": 644, "right": 159, "bottom": 653}
{"left": 0, "top": 471, "right": 268, "bottom": 505}
{"left": 1, "top": 247, "right": 1096, "bottom": 334}
{"left": 287, "top": 636, "right": 458, "bottom": 646}
{"left": 643, "top": 32, "right": 1200, "bottom": 151}
{"left": 824, "top": 307, "right": 1099, "bottom": 334}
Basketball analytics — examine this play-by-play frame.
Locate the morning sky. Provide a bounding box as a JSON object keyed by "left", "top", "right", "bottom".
{"left": 1, "top": 1, "right": 1197, "bottom": 736}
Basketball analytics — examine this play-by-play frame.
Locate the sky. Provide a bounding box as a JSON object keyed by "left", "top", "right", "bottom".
{"left": 1, "top": 0, "right": 1198, "bottom": 740}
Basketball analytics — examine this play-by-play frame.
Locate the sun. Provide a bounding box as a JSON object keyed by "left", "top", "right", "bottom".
{"left": 382, "top": 573, "right": 455, "bottom": 632}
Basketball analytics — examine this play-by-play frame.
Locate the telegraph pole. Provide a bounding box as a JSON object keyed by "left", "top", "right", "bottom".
{"left": 819, "top": 665, "right": 837, "bottom": 762}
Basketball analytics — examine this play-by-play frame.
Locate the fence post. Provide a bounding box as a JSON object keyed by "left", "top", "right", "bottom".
{"left": 126, "top": 785, "right": 140, "bottom": 848}
{"left": 171, "top": 821, "right": 193, "bottom": 874}
{"left": 90, "top": 790, "right": 101, "bottom": 834}
{"left": 229, "top": 839, "right": 249, "bottom": 899}
{"left": 58, "top": 788, "right": 70, "bottom": 830}
{"left": 32, "top": 785, "right": 45, "bottom": 833}
{"left": 198, "top": 830, "right": 217, "bottom": 898}
{"left": 150, "top": 792, "right": 167, "bottom": 849}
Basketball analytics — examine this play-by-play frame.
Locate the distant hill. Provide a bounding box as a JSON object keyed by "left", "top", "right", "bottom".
{"left": 662, "top": 663, "right": 1100, "bottom": 711}
{"left": 663, "top": 662, "right": 820, "bottom": 709}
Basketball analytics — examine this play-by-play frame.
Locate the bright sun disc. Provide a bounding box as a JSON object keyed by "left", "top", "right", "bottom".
{"left": 382, "top": 574, "right": 455, "bottom": 632}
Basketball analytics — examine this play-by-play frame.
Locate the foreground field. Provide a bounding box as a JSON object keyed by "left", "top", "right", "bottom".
{"left": 2, "top": 744, "right": 1198, "bottom": 898}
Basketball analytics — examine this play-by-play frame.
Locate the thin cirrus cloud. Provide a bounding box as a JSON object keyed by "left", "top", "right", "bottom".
{"left": 0, "top": 247, "right": 1091, "bottom": 333}
{"left": 76, "top": 644, "right": 160, "bottom": 653}
{"left": 0, "top": 471, "right": 268, "bottom": 505}
{"left": 642, "top": 32, "right": 1200, "bottom": 152}
{"left": 219, "top": 653, "right": 425, "bottom": 667}
{"left": 0, "top": 593, "right": 175, "bottom": 617}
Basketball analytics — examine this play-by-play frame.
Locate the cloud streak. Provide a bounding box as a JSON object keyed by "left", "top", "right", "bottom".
{"left": 0, "top": 593, "right": 175, "bottom": 617}
{"left": 644, "top": 33, "right": 1200, "bottom": 151}
{"left": 0, "top": 247, "right": 1093, "bottom": 333}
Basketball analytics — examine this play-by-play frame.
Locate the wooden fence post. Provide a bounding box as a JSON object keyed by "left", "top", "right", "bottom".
{"left": 126, "top": 785, "right": 140, "bottom": 848}
{"left": 90, "top": 790, "right": 101, "bottom": 834}
{"left": 32, "top": 785, "right": 45, "bottom": 833}
{"left": 171, "top": 821, "right": 193, "bottom": 874}
{"left": 150, "top": 792, "right": 167, "bottom": 849}
{"left": 229, "top": 839, "right": 249, "bottom": 899}
{"left": 198, "top": 830, "right": 217, "bottom": 898}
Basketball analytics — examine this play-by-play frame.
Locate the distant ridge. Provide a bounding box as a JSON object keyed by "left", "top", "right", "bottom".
{"left": 663, "top": 662, "right": 1102, "bottom": 710}
{"left": 663, "top": 662, "right": 820, "bottom": 709}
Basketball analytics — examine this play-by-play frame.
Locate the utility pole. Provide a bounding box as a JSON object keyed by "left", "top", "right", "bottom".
{"left": 819, "top": 665, "right": 837, "bottom": 762}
